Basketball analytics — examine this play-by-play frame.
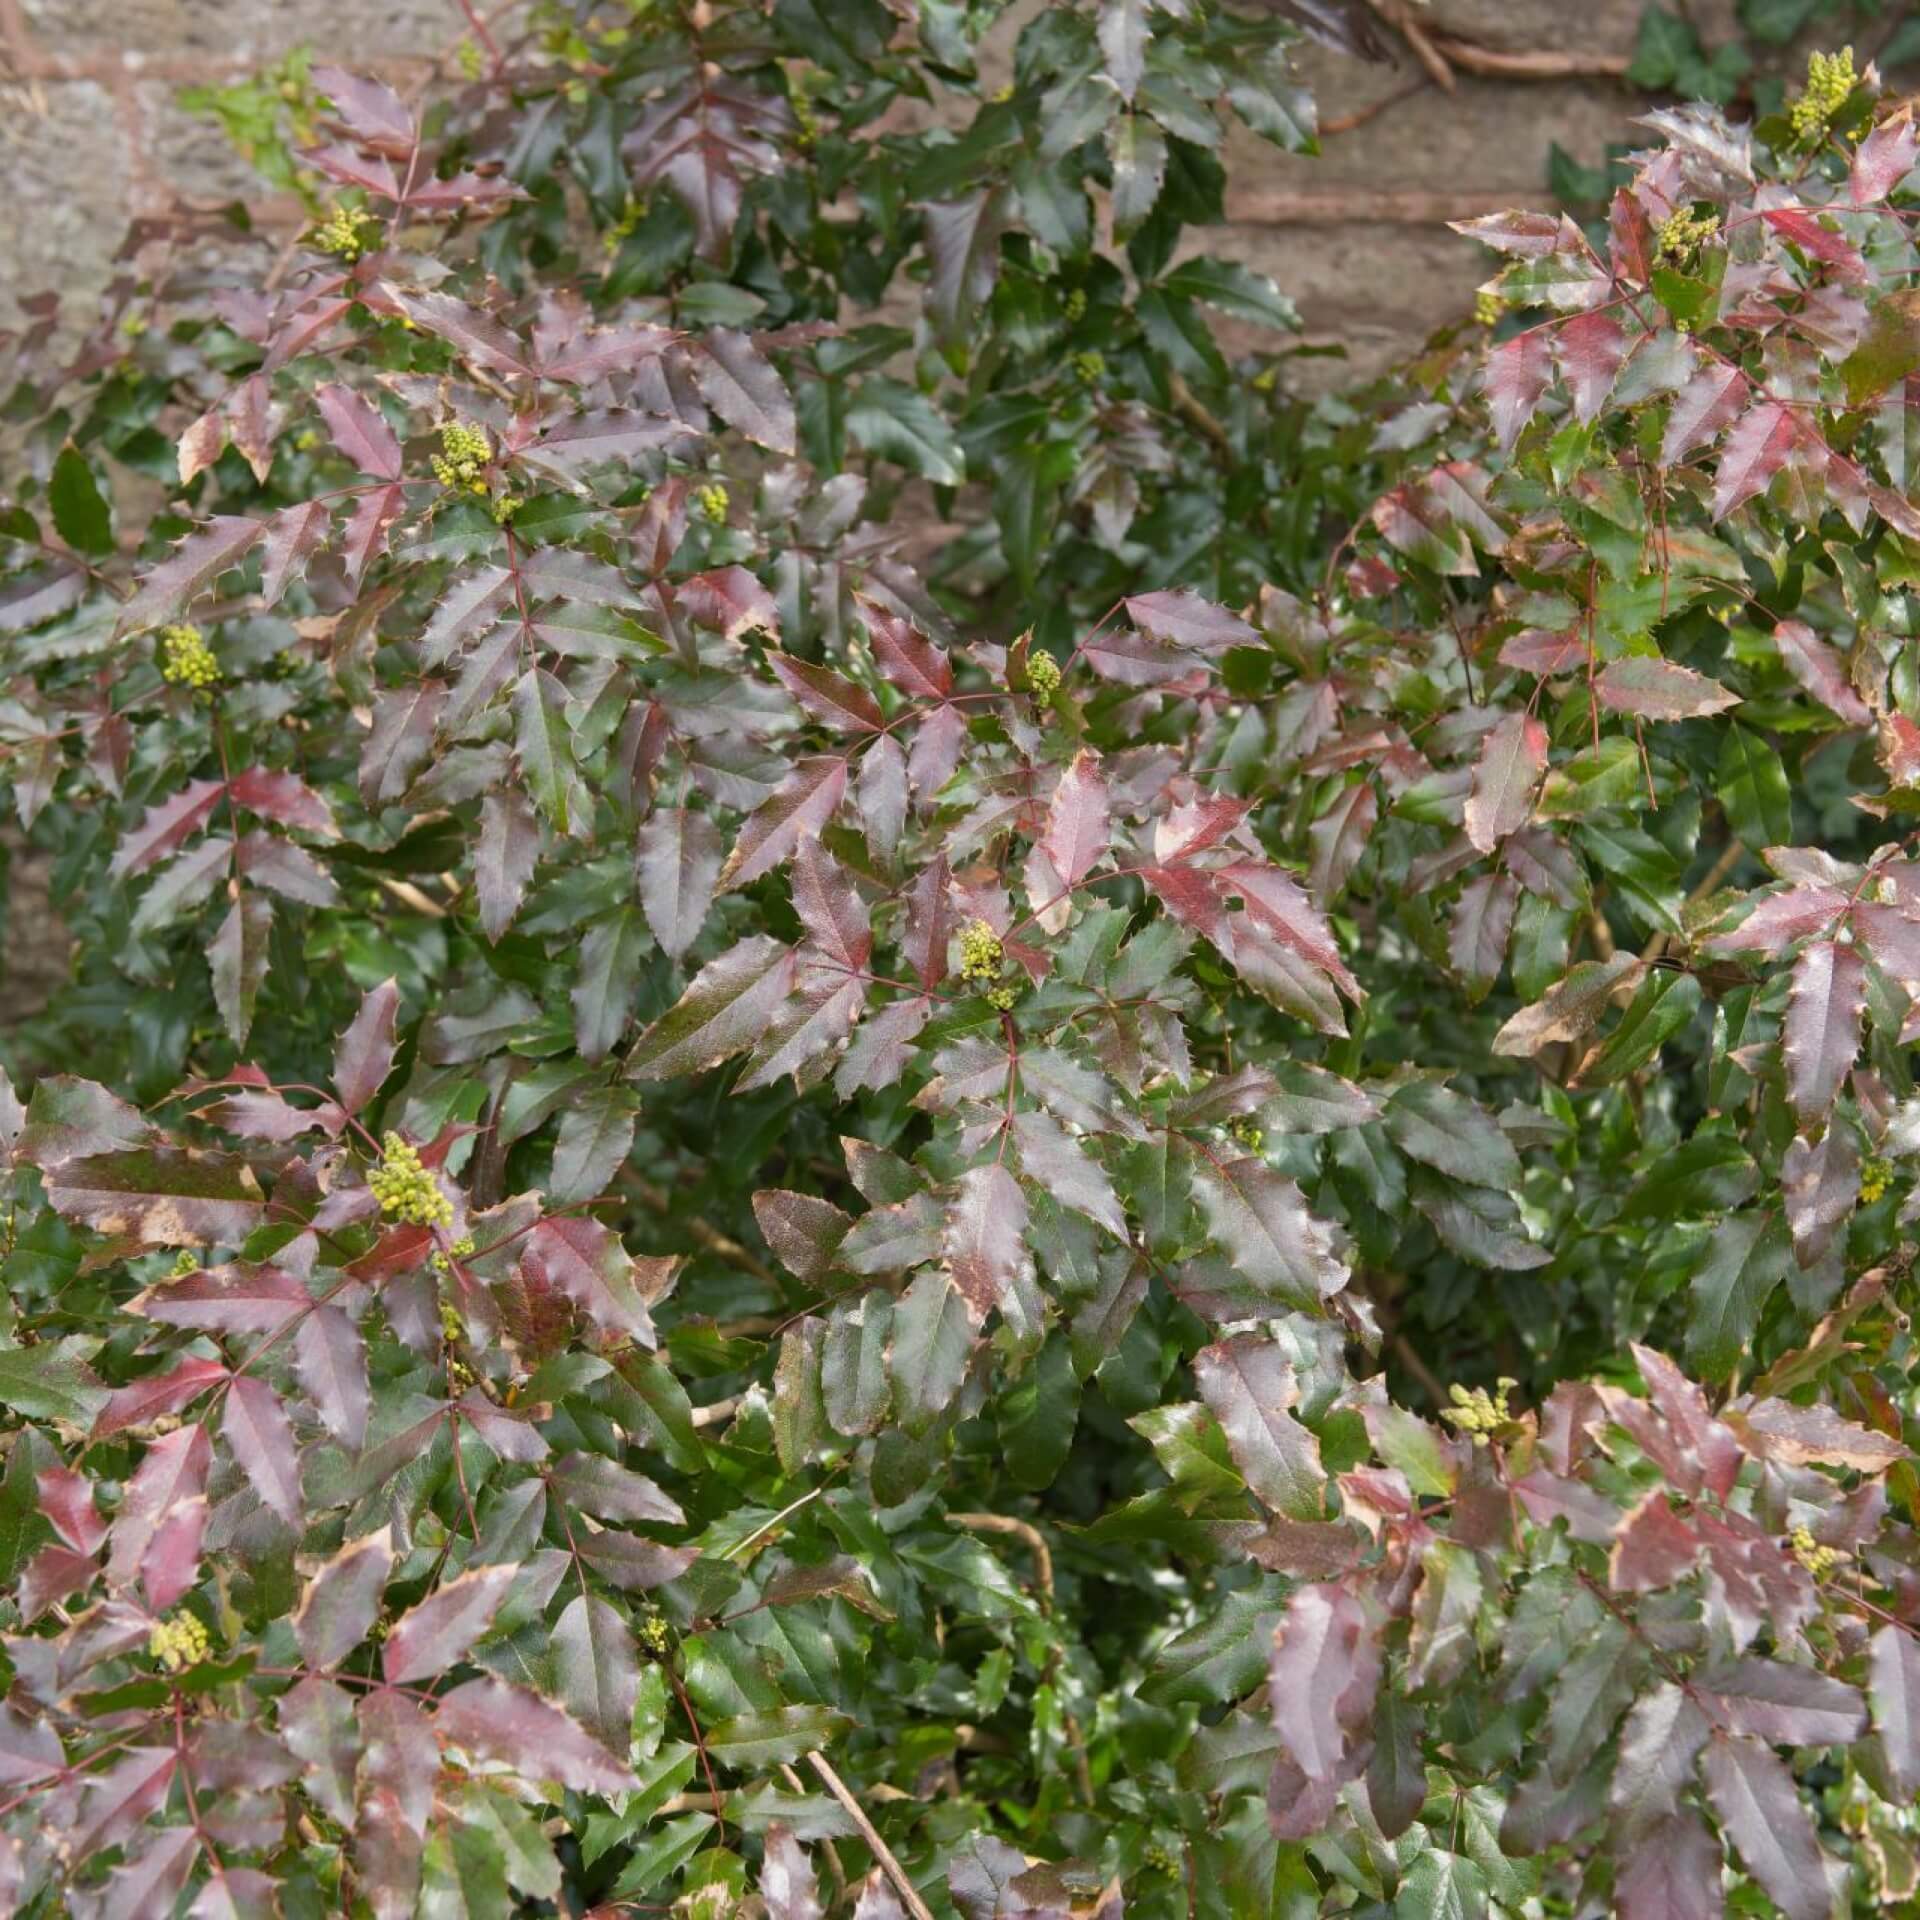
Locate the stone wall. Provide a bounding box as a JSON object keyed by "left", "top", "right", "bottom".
{"left": 0, "top": 0, "right": 1753, "bottom": 374}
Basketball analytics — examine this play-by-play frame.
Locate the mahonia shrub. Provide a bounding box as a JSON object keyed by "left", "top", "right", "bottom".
{"left": 0, "top": 5, "right": 1918, "bottom": 1916}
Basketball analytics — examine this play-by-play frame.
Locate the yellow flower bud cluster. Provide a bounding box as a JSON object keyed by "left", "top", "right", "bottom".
{"left": 310, "top": 203, "right": 379, "bottom": 263}
{"left": 695, "top": 480, "right": 729, "bottom": 525}
{"left": 1474, "top": 288, "right": 1502, "bottom": 329}
{"left": 959, "top": 918, "right": 1017, "bottom": 1010}
{"left": 1026, "top": 651, "right": 1062, "bottom": 701}
{"left": 1656, "top": 208, "right": 1720, "bottom": 264}
{"left": 1063, "top": 287, "right": 1087, "bottom": 324}
{"left": 167, "top": 1248, "right": 200, "bottom": 1278}
{"left": 603, "top": 196, "right": 645, "bottom": 256}
{"left": 1440, "top": 1377, "right": 1518, "bottom": 1447}
{"left": 1861, "top": 1158, "right": 1892, "bottom": 1206}
{"left": 431, "top": 420, "right": 492, "bottom": 493}
{"left": 1790, "top": 1523, "right": 1845, "bottom": 1578}
{"left": 1790, "top": 46, "right": 1855, "bottom": 145}
{"left": 159, "top": 623, "right": 220, "bottom": 691}
{"left": 1072, "top": 349, "right": 1105, "bottom": 386}
{"left": 455, "top": 36, "right": 485, "bottom": 79}
{"left": 432, "top": 1233, "right": 478, "bottom": 1275}
{"left": 1229, "top": 1115, "right": 1264, "bottom": 1153}
{"left": 1142, "top": 1841, "right": 1181, "bottom": 1876}
{"left": 959, "top": 920, "right": 1003, "bottom": 981}
{"left": 149, "top": 1612, "right": 211, "bottom": 1672}
{"left": 638, "top": 1612, "right": 672, "bottom": 1655}
{"left": 369, "top": 1132, "right": 453, "bottom": 1229}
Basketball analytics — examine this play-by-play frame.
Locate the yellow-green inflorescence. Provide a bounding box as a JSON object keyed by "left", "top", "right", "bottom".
{"left": 149, "top": 1611, "right": 211, "bottom": 1672}
{"left": 1655, "top": 207, "right": 1720, "bottom": 265}
{"left": 309, "top": 202, "right": 379, "bottom": 263}
{"left": 959, "top": 918, "right": 1018, "bottom": 1010}
{"left": 637, "top": 1612, "right": 672, "bottom": 1655}
{"left": 158, "top": 623, "right": 220, "bottom": 691}
{"left": 1474, "top": 287, "right": 1502, "bottom": 329}
{"left": 695, "top": 480, "right": 729, "bottom": 526}
{"left": 369, "top": 1132, "right": 453, "bottom": 1229}
{"left": 1790, "top": 1523, "right": 1846, "bottom": 1578}
{"left": 1440, "top": 1377, "right": 1517, "bottom": 1447}
{"left": 1860, "top": 1157, "right": 1892, "bottom": 1205}
{"left": 1072, "top": 349, "right": 1105, "bottom": 386}
{"left": 167, "top": 1248, "right": 200, "bottom": 1279}
{"left": 431, "top": 1233, "right": 477, "bottom": 1274}
{"left": 1026, "top": 650, "right": 1062, "bottom": 702}
{"left": 431, "top": 419, "right": 492, "bottom": 493}
{"left": 1790, "top": 45, "right": 1855, "bottom": 145}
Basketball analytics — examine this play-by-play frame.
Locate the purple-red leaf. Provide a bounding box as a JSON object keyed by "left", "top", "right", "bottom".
{"left": 1700, "top": 1733, "right": 1830, "bottom": 1920}
{"left": 1464, "top": 711, "right": 1548, "bottom": 854}
{"left": 635, "top": 805, "right": 721, "bottom": 961}
{"left": 222, "top": 1374, "right": 303, "bottom": 1529}
{"left": 1487, "top": 329, "right": 1551, "bottom": 452}
{"left": 312, "top": 66, "right": 417, "bottom": 157}
{"left": 1853, "top": 111, "right": 1918, "bottom": 206}
{"left": 1556, "top": 309, "right": 1628, "bottom": 422}
{"left": 1595, "top": 657, "right": 1740, "bottom": 719}
{"left": 230, "top": 767, "right": 338, "bottom": 838}
{"left": 116, "top": 517, "right": 264, "bottom": 635}
{"left": 1125, "top": 589, "right": 1257, "bottom": 653}
{"left": 693, "top": 329, "right": 796, "bottom": 455}
{"left": 295, "top": 1304, "right": 370, "bottom": 1451}
{"left": 294, "top": 1528, "right": 393, "bottom": 1670}
{"left": 314, "top": 384, "right": 403, "bottom": 480}
{"left": 761, "top": 1824, "right": 826, "bottom": 1920}
{"left": 1782, "top": 939, "right": 1866, "bottom": 1125}
{"left": 1662, "top": 361, "right": 1748, "bottom": 466}
{"left": 1772, "top": 619, "right": 1871, "bottom": 726}
{"left": 768, "top": 654, "right": 883, "bottom": 734}
{"left": 1711, "top": 401, "right": 1800, "bottom": 521}
{"left": 719, "top": 757, "right": 849, "bottom": 891}
{"left": 521, "top": 1215, "right": 677, "bottom": 1346}
{"left": 1191, "top": 1155, "right": 1349, "bottom": 1310}
{"left": 333, "top": 978, "right": 400, "bottom": 1116}
{"left": 433, "top": 1678, "right": 637, "bottom": 1795}
{"left": 1043, "top": 750, "right": 1110, "bottom": 889}
{"left": 1869, "top": 1624, "right": 1920, "bottom": 1797}
{"left": 944, "top": 1162, "right": 1032, "bottom": 1322}
{"left": 1194, "top": 1337, "right": 1325, "bottom": 1520}
{"left": 111, "top": 778, "right": 227, "bottom": 879}
{"left": 1696, "top": 1656, "right": 1866, "bottom": 1746}
{"left": 46, "top": 1146, "right": 265, "bottom": 1249}
{"left": 1267, "top": 1582, "right": 1379, "bottom": 1781}
{"left": 626, "top": 936, "right": 795, "bottom": 1081}
{"left": 384, "top": 1563, "right": 518, "bottom": 1684}
{"left": 793, "top": 836, "right": 871, "bottom": 974}
{"left": 477, "top": 788, "right": 543, "bottom": 944}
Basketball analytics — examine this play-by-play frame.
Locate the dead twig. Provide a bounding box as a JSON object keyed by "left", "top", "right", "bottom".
{"left": 806, "top": 1751, "right": 938, "bottom": 1920}
{"left": 947, "top": 1512, "right": 1053, "bottom": 1599}
{"left": 1321, "top": 75, "right": 1429, "bottom": 138}
{"left": 1427, "top": 34, "right": 1631, "bottom": 79}
{"left": 1365, "top": 0, "right": 1456, "bottom": 93}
